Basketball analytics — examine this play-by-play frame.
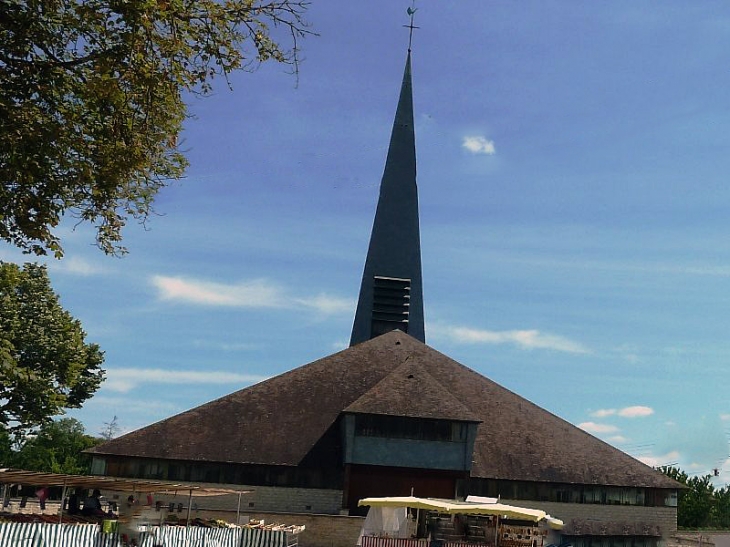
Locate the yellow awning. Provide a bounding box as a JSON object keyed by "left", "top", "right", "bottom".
{"left": 358, "top": 496, "right": 555, "bottom": 524}
{"left": 545, "top": 516, "right": 565, "bottom": 530}
{"left": 453, "top": 502, "right": 546, "bottom": 521}
{"left": 358, "top": 496, "right": 456, "bottom": 512}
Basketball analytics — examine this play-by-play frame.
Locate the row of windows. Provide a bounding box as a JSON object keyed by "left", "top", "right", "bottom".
{"left": 99, "top": 457, "right": 676, "bottom": 510}
{"left": 469, "top": 479, "right": 674, "bottom": 507}
{"left": 567, "top": 537, "right": 657, "bottom": 547}
{"left": 557, "top": 487, "right": 645, "bottom": 505}
{"left": 355, "top": 415, "right": 470, "bottom": 442}
{"left": 103, "top": 458, "right": 343, "bottom": 489}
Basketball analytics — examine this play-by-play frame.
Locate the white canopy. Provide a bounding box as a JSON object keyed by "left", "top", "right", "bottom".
{"left": 358, "top": 496, "right": 456, "bottom": 513}
{"left": 358, "top": 495, "right": 563, "bottom": 527}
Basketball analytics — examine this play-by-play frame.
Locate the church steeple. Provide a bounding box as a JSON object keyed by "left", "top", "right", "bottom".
{"left": 350, "top": 51, "right": 424, "bottom": 346}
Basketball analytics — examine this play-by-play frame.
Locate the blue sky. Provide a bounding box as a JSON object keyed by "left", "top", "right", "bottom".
{"left": 3, "top": 1, "right": 730, "bottom": 485}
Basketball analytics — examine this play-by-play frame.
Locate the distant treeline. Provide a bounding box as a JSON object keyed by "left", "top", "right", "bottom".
{"left": 661, "top": 466, "right": 730, "bottom": 529}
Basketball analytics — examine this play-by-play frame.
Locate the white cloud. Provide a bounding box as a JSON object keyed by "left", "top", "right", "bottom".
{"left": 578, "top": 422, "right": 620, "bottom": 434}
{"left": 152, "top": 276, "right": 285, "bottom": 307}
{"left": 611, "top": 344, "right": 640, "bottom": 364}
{"left": 618, "top": 405, "right": 654, "bottom": 418}
{"left": 591, "top": 409, "right": 617, "bottom": 418}
{"left": 104, "top": 367, "right": 268, "bottom": 393}
{"left": 637, "top": 450, "right": 680, "bottom": 468}
{"left": 294, "top": 294, "right": 355, "bottom": 315}
{"left": 192, "top": 340, "right": 257, "bottom": 352}
{"left": 462, "top": 136, "right": 496, "bottom": 155}
{"left": 151, "top": 275, "right": 353, "bottom": 315}
{"left": 609, "top": 435, "right": 628, "bottom": 443}
{"left": 0, "top": 251, "right": 104, "bottom": 276}
{"left": 89, "top": 396, "right": 180, "bottom": 414}
{"left": 593, "top": 406, "right": 654, "bottom": 419}
{"left": 433, "top": 325, "right": 590, "bottom": 354}
{"left": 51, "top": 256, "right": 104, "bottom": 276}
{"left": 720, "top": 414, "right": 730, "bottom": 422}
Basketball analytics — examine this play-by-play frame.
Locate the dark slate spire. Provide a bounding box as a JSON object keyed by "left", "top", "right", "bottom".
{"left": 350, "top": 52, "right": 424, "bottom": 346}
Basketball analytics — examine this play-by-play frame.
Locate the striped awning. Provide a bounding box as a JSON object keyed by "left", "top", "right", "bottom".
{"left": 142, "top": 526, "right": 291, "bottom": 547}
{"left": 0, "top": 522, "right": 118, "bottom": 547}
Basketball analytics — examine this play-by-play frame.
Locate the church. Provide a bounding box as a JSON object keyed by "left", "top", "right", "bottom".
{"left": 89, "top": 45, "right": 681, "bottom": 547}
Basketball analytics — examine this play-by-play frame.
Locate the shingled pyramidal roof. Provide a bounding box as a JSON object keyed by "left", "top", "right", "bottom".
{"left": 93, "top": 331, "right": 674, "bottom": 488}
{"left": 91, "top": 51, "right": 677, "bottom": 491}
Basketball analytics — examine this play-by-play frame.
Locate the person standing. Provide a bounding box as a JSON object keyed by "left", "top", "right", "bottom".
{"left": 82, "top": 489, "right": 104, "bottom": 516}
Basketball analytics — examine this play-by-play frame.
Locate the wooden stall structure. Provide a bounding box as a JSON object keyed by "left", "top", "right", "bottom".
{"left": 357, "top": 496, "right": 563, "bottom": 547}
{"left": 0, "top": 468, "right": 288, "bottom": 547}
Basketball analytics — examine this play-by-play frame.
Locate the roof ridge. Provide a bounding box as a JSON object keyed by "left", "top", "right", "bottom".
{"left": 344, "top": 353, "right": 481, "bottom": 422}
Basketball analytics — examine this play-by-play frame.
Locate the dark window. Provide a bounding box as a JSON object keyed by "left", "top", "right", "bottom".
{"left": 355, "top": 414, "right": 467, "bottom": 442}
{"left": 468, "top": 478, "right": 657, "bottom": 507}
{"left": 568, "top": 537, "right": 657, "bottom": 547}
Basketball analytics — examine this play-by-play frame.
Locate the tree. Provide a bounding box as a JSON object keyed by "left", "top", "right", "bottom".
{"left": 0, "top": 262, "right": 105, "bottom": 431}
{"left": 714, "top": 486, "right": 730, "bottom": 529}
{"left": 0, "top": 426, "right": 14, "bottom": 466}
{"left": 683, "top": 474, "right": 716, "bottom": 528}
{"left": 0, "top": 0, "right": 312, "bottom": 257}
{"left": 99, "top": 415, "right": 120, "bottom": 441}
{"left": 13, "top": 418, "right": 101, "bottom": 474}
{"left": 660, "top": 465, "right": 717, "bottom": 529}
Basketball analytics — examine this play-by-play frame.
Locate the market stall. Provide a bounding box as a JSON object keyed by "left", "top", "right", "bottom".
{"left": 0, "top": 468, "right": 305, "bottom": 547}
{"left": 0, "top": 468, "right": 249, "bottom": 524}
{"left": 357, "top": 496, "right": 563, "bottom": 547}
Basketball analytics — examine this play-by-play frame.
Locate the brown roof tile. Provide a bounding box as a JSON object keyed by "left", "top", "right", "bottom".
{"left": 91, "top": 331, "right": 678, "bottom": 489}
{"left": 344, "top": 358, "right": 480, "bottom": 422}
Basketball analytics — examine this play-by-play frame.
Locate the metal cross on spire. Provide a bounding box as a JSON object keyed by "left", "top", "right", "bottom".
{"left": 405, "top": 1, "right": 419, "bottom": 52}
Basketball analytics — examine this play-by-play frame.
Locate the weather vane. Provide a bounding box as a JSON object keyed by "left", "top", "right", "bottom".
{"left": 405, "top": 1, "right": 419, "bottom": 52}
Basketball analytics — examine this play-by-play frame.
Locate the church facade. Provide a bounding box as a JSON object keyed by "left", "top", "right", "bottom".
{"left": 89, "top": 50, "right": 681, "bottom": 547}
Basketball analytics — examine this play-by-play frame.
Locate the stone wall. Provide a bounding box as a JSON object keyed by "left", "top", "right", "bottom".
{"left": 189, "top": 499, "right": 676, "bottom": 547}
{"left": 194, "top": 509, "right": 364, "bottom": 547}
{"left": 499, "top": 499, "right": 677, "bottom": 546}
{"left": 140, "top": 485, "right": 362, "bottom": 547}
{"left": 236, "top": 485, "right": 343, "bottom": 514}
{"left": 499, "top": 498, "right": 677, "bottom": 535}
{"left": 0, "top": 486, "right": 679, "bottom": 547}
{"left": 103, "top": 487, "right": 677, "bottom": 547}
{"left": 123, "top": 484, "right": 343, "bottom": 515}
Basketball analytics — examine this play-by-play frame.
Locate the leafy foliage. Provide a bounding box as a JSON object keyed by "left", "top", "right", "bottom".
{"left": 0, "top": 262, "right": 105, "bottom": 431}
{"left": 9, "top": 418, "right": 101, "bottom": 474}
{"left": 0, "top": 0, "right": 311, "bottom": 257}
{"left": 0, "top": 427, "right": 14, "bottom": 465}
{"left": 660, "top": 465, "right": 730, "bottom": 529}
